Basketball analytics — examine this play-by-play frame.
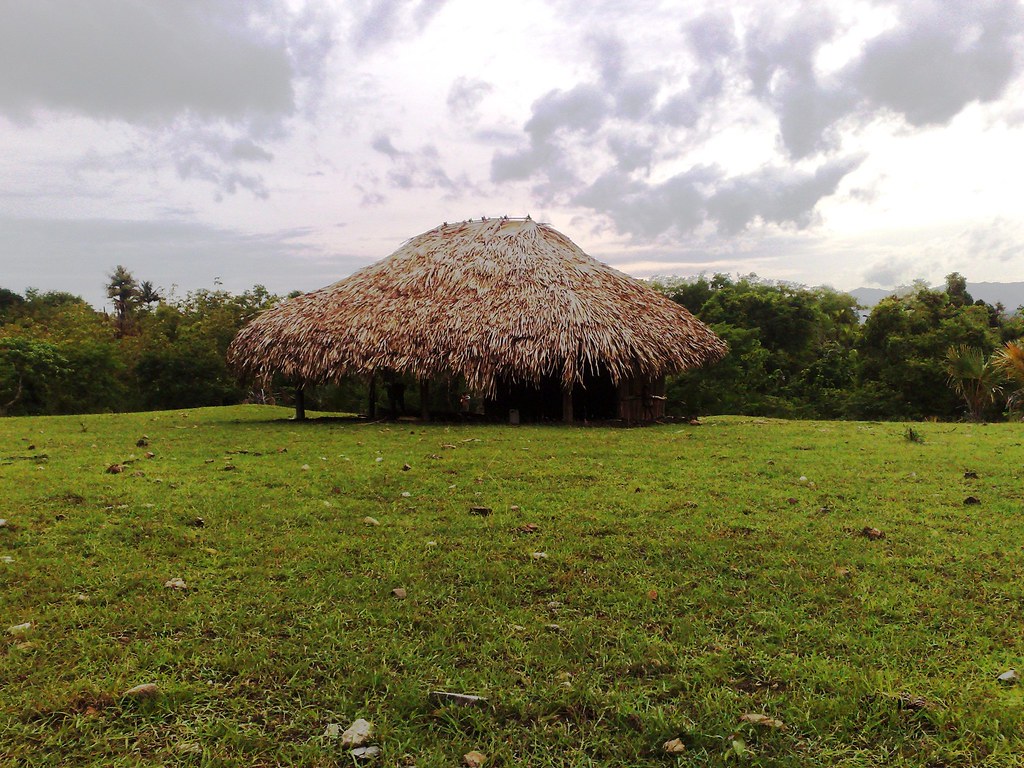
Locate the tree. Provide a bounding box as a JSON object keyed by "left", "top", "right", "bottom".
{"left": 994, "top": 340, "right": 1024, "bottom": 412}
{"left": 0, "top": 288, "right": 25, "bottom": 321}
{"left": 106, "top": 265, "right": 140, "bottom": 337}
{"left": 944, "top": 272, "right": 973, "bottom": 307}
{"left": 944, "top": 345, "right": 1001, "bottom": 422}
{"left": 138, "top": 280, "right": 163, "bottom": 307}
{"left": 856, "top": 287, "right": 1000, "bottom": 419}
{"left": 0, "top": 337, "right": 68, "bottom": 415}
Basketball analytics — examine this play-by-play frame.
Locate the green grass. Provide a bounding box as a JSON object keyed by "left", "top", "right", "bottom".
{"left": 2, "top": 406, "right": 1024, "bottom": 767}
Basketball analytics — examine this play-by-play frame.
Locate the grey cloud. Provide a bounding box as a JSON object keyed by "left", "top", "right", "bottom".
{"left": 656, "top": 92, "right": 700, "bottom": 128}
{"left": 574, "top": 157, "right": 862, "bottom": 239}
{"left": 491, "top": 84, "right": 611, "bottom": 184}
{"left": 863, "top": 258, "right": 916, "bottom": 287}
{"left": 588, "top": 36, "right": 663, "bottom": 120}
{"left": 740, "top": 0, "right": 1024, "bottom": 158}
{"left": 447, "top": 77, "right": 494, "bottom": 120}
{"left": 606, "top": 134, "right": 655, "bottom": 173}
{"left": 369, "top": 135, "right": 461, "bottom": 193}
{"left": 962, "top": 218, "right": 1024, "bottom": 263}
{"left": 351, "top": 0, "right": 404, "bottom": 50}
{"left": 68, "top": 124, "right": 276, "bottom": 200}
{"left": 744, "top": 11, "right": 834, "bottom": 97}
{"left": 606, "top": 134, "right": 656, "bottom": 172}
{"left": 741, "top": 11, "right": 851, "bottom": 157}
{"left": 706, "top": 156, "right": 863, "bottom": 234}
{"left": 371, "top": 134, "right": 403, "bottom": 159}
{"left": 0, "top": 1, "right": 340, "bottom": 200}
{"left": 173, "top": 155, "right": 269, "bottom": 201}
{"left": 350, "top": 0, "right": 450, "bottom": 51}
{"left": 684, "top": 11, "right": 738, "bottom": 61}
{"left": 613, "top": 75, "right": 660, "bottom": 119}
{"left": 526, "top": 84, "right": 610, "bottom": 141}
{"left": 229, "top": 139, "right": 274, "bottom": 163}
{"left": 573, "top": 167, "right": 712, "bottom": 238}
{"left": 0, "top": 1, "right": 295, "bottom": 123}
{"left": 591, "top": 34, "right": 627, "bottom": 86}
{"left": 853, "top": 0, "right": 1023, "bottom": 126}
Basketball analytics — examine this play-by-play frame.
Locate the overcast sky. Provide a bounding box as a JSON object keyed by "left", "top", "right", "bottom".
{"left": 2, "top": 0, "right": 1023, "bottom": 308}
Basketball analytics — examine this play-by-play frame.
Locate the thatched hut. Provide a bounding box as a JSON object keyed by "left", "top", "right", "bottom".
{"left": 227, "top": 217, "right": 726, "bottom": 422}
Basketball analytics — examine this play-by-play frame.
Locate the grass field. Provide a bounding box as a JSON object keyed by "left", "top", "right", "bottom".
{"left": 2, "top": 406, "right": 1024, "bottom": 767}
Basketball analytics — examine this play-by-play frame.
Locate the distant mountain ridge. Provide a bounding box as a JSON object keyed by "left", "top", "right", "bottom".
{"left": 849, "top": 282, "right": 1024, "bottom": 311}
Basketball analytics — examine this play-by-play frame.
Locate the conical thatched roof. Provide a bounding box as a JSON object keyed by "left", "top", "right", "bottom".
{"left": 227, "top": 218, "right": 726, "bottom": 394}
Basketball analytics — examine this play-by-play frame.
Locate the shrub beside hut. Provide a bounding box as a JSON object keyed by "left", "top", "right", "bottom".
{"left": 227, "top": 217, "right": 726, "bottom": 422}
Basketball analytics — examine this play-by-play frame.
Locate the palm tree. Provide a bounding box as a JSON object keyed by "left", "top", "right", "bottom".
{"left": 106, "top": 265, "right": 139, "bottom": 337}
{"left": 944, "top": 345, "right": 1001, "bottom": 422}
{"left": 138, "top": 280, "right": 163, "bottom": 308}
{"left": 993, "top": 340, "right": 1024, "bottom": 412}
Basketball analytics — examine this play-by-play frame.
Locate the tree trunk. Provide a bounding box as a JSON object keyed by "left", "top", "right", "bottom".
{"left": 368, "top": 375, "right": 377, "bottom": 419}
{"left": 562, "top": 386, "right": 574, "bottom": 423}
{"left": 294, "top": 386, "right": 306, "bottom": 421}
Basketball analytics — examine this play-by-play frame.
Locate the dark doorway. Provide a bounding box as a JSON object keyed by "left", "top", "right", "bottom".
{"left": 485, "top": 369, "right": 619, "bottom": 422}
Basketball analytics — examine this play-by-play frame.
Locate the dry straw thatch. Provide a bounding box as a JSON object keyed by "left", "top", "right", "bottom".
{"left": 227, "top": 218, "right": 726, "bottom": 394}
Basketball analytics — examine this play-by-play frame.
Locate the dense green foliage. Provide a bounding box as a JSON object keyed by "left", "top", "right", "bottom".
{"left": 0, "top": 271, "right": 278, "bottom": 416}
{"left": 3, "top": 268, "right": 1024, "bottom": 421}
{"left": 3, "top": 408, "right": 1024, "bottom": 766}
{"left": 658, "top": 273, "right": 1024, "bottom": 421}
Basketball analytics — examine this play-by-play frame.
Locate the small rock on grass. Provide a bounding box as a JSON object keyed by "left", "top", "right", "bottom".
{"left": 861, "top": 527, "right": 885, "bottom": 541}
{"left": 663, "top": 738, "right": 686, "bottom": 754}
{"left": 0, "top": 519, "right": 8, "bottom": 528}
{"left": 341, "top": 718, "right": 374, "bottom": 748}
{"left": 964, "top": 496, "right": 981, "bottom": 505}
{"left": 164, "top": 577, "right": 188, "bottom": 590}
{"left": 7, "top": 622, "right": 32, "bottom": 635}
{"left": 531, "top": 551, "right": 547, "bottom": 560}
{"left": 740, "top": 712, "right": 784, "bottom": 728}
{"left": 363, "top": 516, "right": 380, "bottom": 526}
{"left": 351, "top": 745, "right": 381, "bottom": 761}
{"left": 392, "top": 587, "right": 407, "bottom": 599}
{"left": 998, "top": 669, "right": 1020, "bottom": 684}
{"left": 123, "top": 683, "right": 159, "bottom": 699}
{"left": 324, "top": 723, "right": 342, "bottom": 739}
{"left": 463, "top": 751, "right": 487, "bottom": 768}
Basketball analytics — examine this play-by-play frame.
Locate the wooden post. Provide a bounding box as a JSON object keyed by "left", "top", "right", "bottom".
{"left": 562, "top": 386, "right": 574, "bottom": 423}
{"left": 420, "top": 379, "right": 430, "bottom": 421}
{"left": 294, "top": 385, "right": 306, "bottom": 421}
{"left": 367, "top": 375, "right": 377, "bottom": 419}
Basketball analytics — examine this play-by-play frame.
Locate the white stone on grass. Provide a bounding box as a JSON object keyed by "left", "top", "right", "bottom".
{"left": 341, "top": 718, "right": 374, "bottom": 748}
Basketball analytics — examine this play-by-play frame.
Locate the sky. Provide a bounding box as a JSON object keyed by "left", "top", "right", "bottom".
{"left": 1, "top": 0, "right": 1023, "bottom": 309}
